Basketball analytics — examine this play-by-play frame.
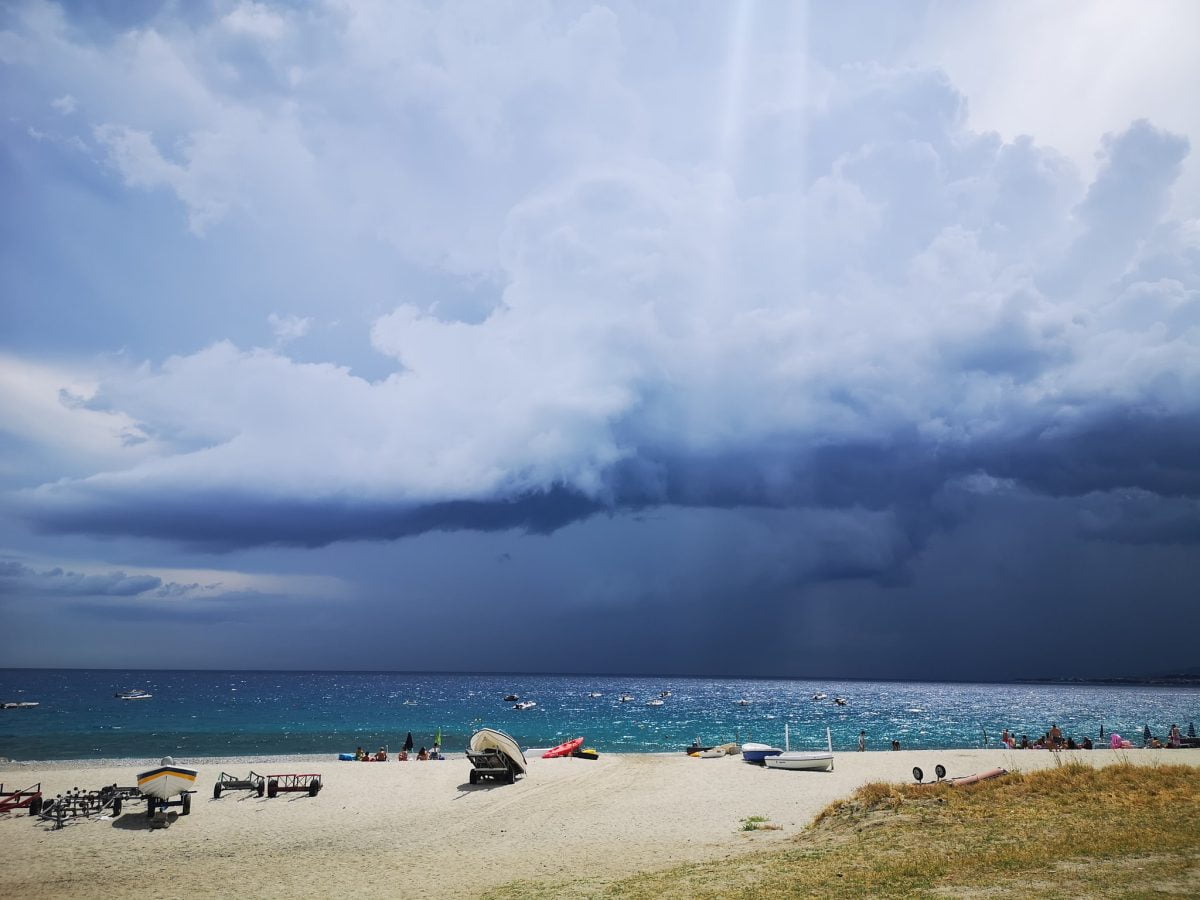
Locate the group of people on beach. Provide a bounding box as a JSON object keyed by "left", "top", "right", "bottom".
{"left": 353, "top": 741, "right": 441, "bottom": 762}
{"left": 998, "top": 723, "right": 1190, "bottom": 750}
{"left": 1000, "top": 726, "right": 1092, "bottom": 750}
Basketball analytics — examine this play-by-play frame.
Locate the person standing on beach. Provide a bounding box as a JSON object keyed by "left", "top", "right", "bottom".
{"left": 858, "top": 730, "right": 866, "bottom": 751}
{"left": 1049, "top": 723, "right": 1063, "bottom": 748}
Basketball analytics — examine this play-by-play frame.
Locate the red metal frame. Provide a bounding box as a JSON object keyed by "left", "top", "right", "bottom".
{"left": 0, "top": 782, "right": 42, "bottom": 813}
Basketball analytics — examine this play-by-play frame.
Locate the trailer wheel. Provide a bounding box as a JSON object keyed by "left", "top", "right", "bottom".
{"left": 308, "top": 779, "right": 320, "bottom": 797}
{"left": 469, "top": 770, "right": 479, "bottom": 785}
{"left": 267, "top": 780, "right": 278, "bottom": 798}
{"left": 112, "top": 798, "right": 122, "bottom": 817}
{"left": 146, "top": 798, "right": 156, "bottom": 817}
{"left": 181, "top": 794, "right": 191, "bottom": 816}
{"left": 256, "top": 781, "right": 265, "bottom": 797}
{"left": 28, "top": 796, "right": 42, "bottom": 816}
{"left": 213, "top": 783, "right": 223, "bottom": 799}
{"left": 506, "top": 769, "right": 515, "bottom": 784}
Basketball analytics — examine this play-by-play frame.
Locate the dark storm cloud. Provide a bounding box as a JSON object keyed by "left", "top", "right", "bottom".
{"left": 20, "top": 485, "right": 604, "bottom": 551}
{"left": 0, "top": 560, "right": 162, "bottom": 596}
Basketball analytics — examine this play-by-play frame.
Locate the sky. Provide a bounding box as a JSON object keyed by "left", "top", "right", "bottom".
{"left": 2, "top": 0, "right": 1198, "bottom": 680}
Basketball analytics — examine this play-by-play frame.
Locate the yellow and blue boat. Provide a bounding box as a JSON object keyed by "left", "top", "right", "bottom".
{"left": 136, "top": 757, "right": 198, "bottom": 801}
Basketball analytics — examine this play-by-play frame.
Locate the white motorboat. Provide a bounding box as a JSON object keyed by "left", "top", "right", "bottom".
{"left": 468, "top": 727, "right": 528, "bottom": 774}
{"left": 1, "top": 701, "right": 39, "bottom": 709}
{"left": 513, "top": 700, "right": 537, "bottom": 710}
{"left": 116, "top": 689, "right": 153, "bottom": 700}
{"left": 734, "top": 698, "right": 751, "bottom": 706}
{"left": 618, "top": 693, "right": 635, "bottom": 703}
{"left": 834, "top": 697, "right": 848, "bottom": 706}
{"left": 588, "top": 692, "right": 602, "bottom": 698}
{"left": 137, "top": 756, "right": 198, "bottom": 800}
{"left": 645, "top": 698, "right": 664, "bottom": 706}
{"left": 659, "top": 690, "right": 672, "bottom": 698}
{"left": 764, "top": 726, "right": 834, "bottom": 772}
{"left": 811, "top": 693, "right": 827, "bottom": 701}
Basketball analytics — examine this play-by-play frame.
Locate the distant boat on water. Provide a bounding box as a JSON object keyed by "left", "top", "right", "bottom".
{"left": 1, "top": 701, "right": 39, "bottom": 709}
{"left": 116, "top": 689, "right": 152, "bottom": 701}
{"left": 645, "top": 698, "right": 664, "bottom": 706}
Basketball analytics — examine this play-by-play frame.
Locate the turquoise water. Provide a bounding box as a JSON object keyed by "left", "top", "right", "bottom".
{"left": 1, "top": 670, "right": 1196, "bottom": 760}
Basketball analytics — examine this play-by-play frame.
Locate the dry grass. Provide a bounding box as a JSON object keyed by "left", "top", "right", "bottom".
{"left": 488, "top": 762, "right": 1200, "bottom": 899}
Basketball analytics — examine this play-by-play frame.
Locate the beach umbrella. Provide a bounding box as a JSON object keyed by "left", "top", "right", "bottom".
{"left": 1143, "top": 724, "right": 1152, "bottom": 744}
{"left": 403, "top": 732, "right": 414, "bottom": 753}
{"left": 433, "top": 726, "right": 442, "bottom": 748}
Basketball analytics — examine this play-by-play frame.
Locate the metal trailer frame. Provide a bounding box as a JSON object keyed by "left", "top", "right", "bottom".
{"left": 145, "top": 790, "right": 194, "bottom": 818}
{"left": 38, "top": 785, "right": 142, "bottom": 829}
{"left": 466, "top": 749, "right": 520, "bottom": 784}
{"left": 265, "top": 773, "right": 322, "bottom": 798}
{"left": 0, "top": 782, "right": 43, "bottom": 815}
{"left": 213, "top": 771, "right": 266, "bottom": 799}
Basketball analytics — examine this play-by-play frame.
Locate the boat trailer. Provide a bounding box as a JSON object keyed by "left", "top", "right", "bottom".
{"left": 265, "top": 773, "right": 322, "bottom": 798}
{"left": 466, "top": 749, "right": 520, "bottom": 784}
{"left": 145, "top": 790, "right": 193, "bottom": 818}
{"left": 213, "top": 770, "right": 266, "bottom": 798}
{"left": 0, "top": 782, "right": 43, "bottom": 816}
{"left": 38, "top": 784, "right": 143, "bottom": 829}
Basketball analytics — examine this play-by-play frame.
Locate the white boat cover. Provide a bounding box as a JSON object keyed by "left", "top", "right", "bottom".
{"left": 469, "top": 728, "right": 528, "bottom": 773}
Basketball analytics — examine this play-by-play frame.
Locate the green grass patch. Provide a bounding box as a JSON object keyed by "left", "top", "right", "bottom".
{"left": 740, "top": 815, "right": 781, "bottom": 832}
{"left": 492, "top": 762, "right": 1200, "bottom": 899}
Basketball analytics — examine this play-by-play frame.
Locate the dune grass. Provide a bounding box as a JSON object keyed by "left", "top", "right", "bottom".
{"left": 489, "top": 761, "right": 1200, "bottom": 899}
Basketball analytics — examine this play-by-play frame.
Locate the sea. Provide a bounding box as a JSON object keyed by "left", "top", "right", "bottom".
{"left": 1, "top": 670, "right": 1197, "bottom": 761}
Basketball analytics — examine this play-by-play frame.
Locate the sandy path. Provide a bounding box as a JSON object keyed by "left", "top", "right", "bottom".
{"left": 2, "top": 748, "right": 1197, "bottom": 898}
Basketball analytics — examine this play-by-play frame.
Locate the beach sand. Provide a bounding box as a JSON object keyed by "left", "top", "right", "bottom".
{"left": 3, "top": 747, "right": 1198, "bottom": 898}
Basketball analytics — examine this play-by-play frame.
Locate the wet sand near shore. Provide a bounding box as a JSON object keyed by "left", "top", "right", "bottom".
{"left": 3, "top": 748, "right": 1198, "bottom": 898}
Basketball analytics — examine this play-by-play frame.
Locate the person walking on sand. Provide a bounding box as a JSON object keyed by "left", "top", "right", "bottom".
{"left": 858, "top": 730, "right": 866, "bottom": 752}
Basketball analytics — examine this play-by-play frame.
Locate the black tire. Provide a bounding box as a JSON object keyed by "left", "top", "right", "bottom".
{"left": 28, "top": 796, "right": 42, "bottom": 816}
{"left": 308, "top": 779, "right": 320, "bottom": 797}
{"left": 267, "top": 780, "right": 278, "bottom": 798}
{"left": 506, "top": 769, "right": 516, "bottom": 784}
{"left": 112, "top": 797, "right": 122, "bottom": 817}
{"left": 213, "top": 784, "right": 223, "bottom": 799}
{"left": 256, "top": 781, "right": 265, "bottom": 797}
{"left": 146, "top": 797, "right": 156, "bottom": 817}
{"left": 469, "top": 770, "right": 479, "bottom": 785}
{"left": 181, "top": 793, "right": 191, "bottom": 816}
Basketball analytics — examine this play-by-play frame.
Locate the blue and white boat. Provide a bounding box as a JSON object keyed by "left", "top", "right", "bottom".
{"left": 741, "top": 742, "right": 783, "bottom": 764}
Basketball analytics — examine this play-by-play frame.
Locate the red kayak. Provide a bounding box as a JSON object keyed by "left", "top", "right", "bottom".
{"left": 542, "top": 737, "right": 585, "bottom": 759}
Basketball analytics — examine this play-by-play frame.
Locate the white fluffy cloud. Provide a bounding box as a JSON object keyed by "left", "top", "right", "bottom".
{"left": 3, "top": 1, "right": 1199, "bottom": 543}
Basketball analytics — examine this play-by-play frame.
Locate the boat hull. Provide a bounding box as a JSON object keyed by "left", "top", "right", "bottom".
{"left": 764, "top": 751, "right": 833, "bottom": 772}
{"left": 741, "top": 742, "right": 783, "bottom": 763}
{"left": 136, "top": 764, "right": 199, "bottom": 799}
{"left": 469, "top": 728, "right": 528, "bottom": 773}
